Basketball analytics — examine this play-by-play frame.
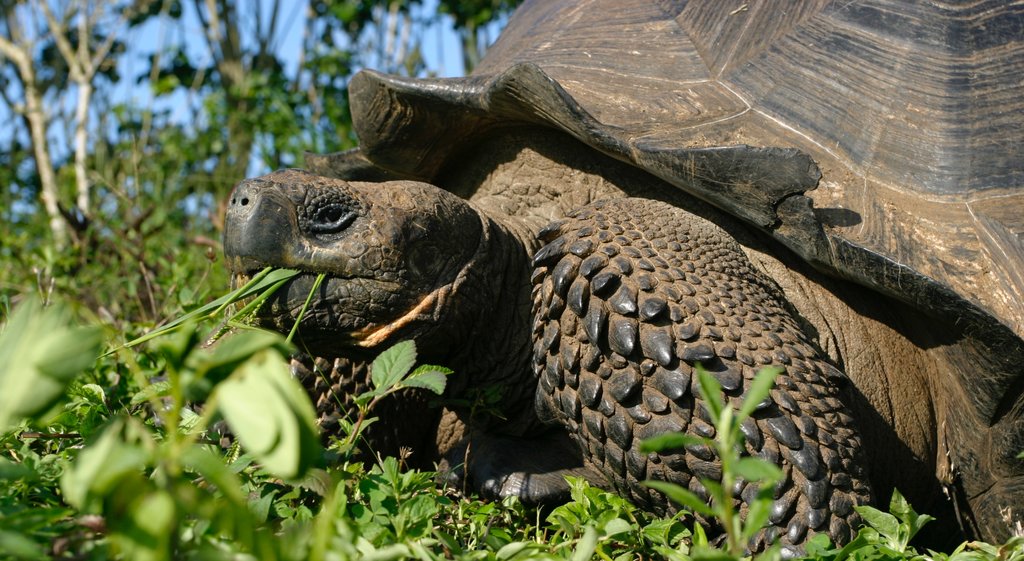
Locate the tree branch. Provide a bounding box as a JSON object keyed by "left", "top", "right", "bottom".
{"left": 39, "top": 1, "right": 84, "bottom": 80}
{"left": 0, "top": 31, "right": 29, "bottom": 69}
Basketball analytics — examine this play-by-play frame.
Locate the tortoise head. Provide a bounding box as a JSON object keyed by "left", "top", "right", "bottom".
{"left": 223, "top": 169, "right": 487, "bottom": 353}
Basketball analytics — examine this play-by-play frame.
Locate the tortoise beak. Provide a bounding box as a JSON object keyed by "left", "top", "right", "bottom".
{"left": 223, "top": 177, "right": 301, "bottom": 272}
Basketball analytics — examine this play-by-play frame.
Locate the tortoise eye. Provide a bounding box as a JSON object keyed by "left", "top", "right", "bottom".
{"left": 307, "top": 203, "right": 355, "bottom": 234}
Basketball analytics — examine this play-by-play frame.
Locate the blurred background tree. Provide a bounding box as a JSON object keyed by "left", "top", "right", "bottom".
{"left": 0, "top": 0, "right": 520, "bottom": 328}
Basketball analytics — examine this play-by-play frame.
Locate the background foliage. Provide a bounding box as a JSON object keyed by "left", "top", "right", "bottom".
{"left": 0, "top": 0, "right": 517, "bottom": 323}
{"left": 1, "top": 1, "right": 1022, "bottom": 560}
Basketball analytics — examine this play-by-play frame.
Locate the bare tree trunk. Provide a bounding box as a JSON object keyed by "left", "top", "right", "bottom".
{"left": 0, "top": 9, "right": 67, "bottom": 246}
{"left": 42, "top": 0, "right": 131, "bottom": 222}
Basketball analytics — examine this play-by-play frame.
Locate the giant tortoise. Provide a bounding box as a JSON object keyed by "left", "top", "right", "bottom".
{"left": 223, "top": 0, "right": 1024, "bottom": 550}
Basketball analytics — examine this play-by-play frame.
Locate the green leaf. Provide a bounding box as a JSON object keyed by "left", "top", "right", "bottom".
{"left": 644, "top": 480, "right": 714, "bottom": 517}
{"left": 753, "top": 543, "right": 783, "bottom": 561}
{"left": 400, "top": 364, "right": 452, "bottom": 395}
{"left": 0, "top": 457, "right": 34, "bottom": 480}
{"left": 739, "top": 367, "right": 781, "bottom": 420}
{"left": 803, "top": 532, "right": 833, "bottom": 556}
{"left": 154, "top": 319, "right": 200, "bottom": 366}
{"left": 496, "top": 542, "right": 532, "bottom": 560}
{"left": 188, "top": 328, "right": 291, "bottom": 387}
{"left": 692, "top": 521, "right": 709, "bottom": 547}
{"left": 130, "top": 380, "right": 171, "bottom": 406}
{"left": 114, "top": 267, "right": 300, "bottom": 351}
{"left": 691, "top": 545, "right": 741, "bottom": 561}
{"left": 60, "top": 418, "right": 151, "bottom": 511}
{"left": 733, "top": 457, "right": 783, "bottom": 484}
{"left": 120, "top": 489, "right": 175, "bottom": 561}
{"left": 0, "top": 529, "right": 45, "bottom": 559}
{"left": 571, "top": 525, "right": 599, "bottom": 561}
{"left": 181, "top": 447, "right": 248, "bottom": 508}
{"left": 602, "top": 517, "right": 634, "bottom": 538}
{"left": 854, "top": 504, "right": 901, "bottom": 539}
{"left": 216, "top": 349, "right": 321, "bottom": 480}
{"left": 287, "top": 272, "right": 326, "bottom": 343}
{"left": 741, "top": 486, "right": 775, "bottom": 543}
{"left": 889, "top": 488, "right": 912, "bottom": 519}
{"left": 0, "top": 297, "right": 102, "bottom": 431}
{"left": 370, "top": 340, "right": 417, "bottom": 391}
{"left": 639, "top": 432, "right": 706, "bottom": 454}
{"left": 695, "top": 369, "right": 724, "bottom": 421}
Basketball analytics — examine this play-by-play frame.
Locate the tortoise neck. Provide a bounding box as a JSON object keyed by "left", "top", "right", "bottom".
{"left": 426, "top": 207, "right": 542, "bottom": 435}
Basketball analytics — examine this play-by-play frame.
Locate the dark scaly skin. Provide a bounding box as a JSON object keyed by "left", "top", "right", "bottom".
{"left": 223, "top": 172, "right": 873, "bottom": 551}
{"left": 224, "top": 170, "right": 546, "bottom": 447}
{"left": 530, "top": 198, "right": 872, "bottom": 550}
{"left": 290, "top": 355, "right": 442, "bottom": 467}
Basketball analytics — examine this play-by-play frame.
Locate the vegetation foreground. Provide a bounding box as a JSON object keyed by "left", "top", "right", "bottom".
{"left": 1, "top": 2, "right": 1022, "bottom": 559}
{"left": 1, "top": 281, "right": 1022, "bottom": 560}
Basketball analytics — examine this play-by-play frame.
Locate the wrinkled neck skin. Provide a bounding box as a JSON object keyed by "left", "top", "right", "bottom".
{"left": 410, "top": 204, "right": 542, "bottom": 436}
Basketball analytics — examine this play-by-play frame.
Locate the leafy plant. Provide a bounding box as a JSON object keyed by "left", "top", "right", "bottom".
{"left": 0, "top": 297, "right": 103, "bottom": 432}
{"left": 327, "top": 339, "right": 453, "bottom": 458}
{"left": 641, "top": 366, "right": 784, "bottom": 559}
{"left": 547, "top": 476, "right": 691, "bottom": 560}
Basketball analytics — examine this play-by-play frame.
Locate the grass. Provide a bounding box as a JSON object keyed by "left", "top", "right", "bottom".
{"left": 1, "top": 274, "right": 1022, "bottom": 560}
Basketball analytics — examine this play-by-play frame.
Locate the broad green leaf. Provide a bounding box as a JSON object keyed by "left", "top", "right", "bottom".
{"left": 216, "top": 349, "right": 321, "bottom": 479}
{"left": 78, "top": 384, "right": 106, "bottom": 405}
{"left": 400, "top": 365, "right": 452, "bottom": 395}
{"left": 370, "top": 340, "right": 417, "bottom": 391}
{"left": 181, "top": 447, "right": 248, "bottom": 507}
{"left": 496, "top": 541, "right": 532, "bottom": 560}
{"left": 854, "top": 504, "right": 901, "bottom": 539}
{"left": 753, "top": 543, "right": 783, "bottom": 561}
{"left": 0, "top": 529, "right": 45, "bottom": 559}
{"left": 733, "top": 457, "right": 783, "bottom": 484}
{"left": 803, "top": 532, "right": 833, "bottom": 555}
{"left": 217, "top": 357, "right": 282, "bottom": 455}
{"left": 188, "top": 328, "right": 291, "bottom": 387}
{"left": 639, "top": 432, "right": 706, "bottom": 454}
{"left": 178, "top": 407, "right": 201, "bottom": 434}
{"left": 644, "top": 480, "right": 714, "bottom": 517}
{"left": 739, "top": 367, "right": 781, "bottom": 420}
{"left": 603, "top": 517, "right": 633, "bottom": 538}
{"left": 0, "top": 298, "right": 102, "bottom": 431}
{"left": 690, "top": 545, "right": 740, "bottom": 561}
{"left": 120, "top": 489, "right": 175, "bottom": 561}
{"left": 129, "top": 380, "right": 171, "bottom": 406}
{"left": 889, "top": 488, "right": 912, "bottom": 519}
{"left": 692, "top": 521, "right": 709, "bottom": 547}
{"left": 60, "top": 418, "right": 150, "bottom": 511}
{"left": 910, "top": 511, "right": 936, "bottom": 539}
{"left": 832, "top": 532, "right": 871, "bottom": 560}
{"left": 0, "top": 457, "right": 33, "bottom": 480}
{"left": 571, "top": 525, "right": 599, "bottom": 561}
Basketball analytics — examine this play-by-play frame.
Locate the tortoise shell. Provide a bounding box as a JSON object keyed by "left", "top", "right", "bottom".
{"left": 332, "top": 0, "right": 1023, "bottom": 350}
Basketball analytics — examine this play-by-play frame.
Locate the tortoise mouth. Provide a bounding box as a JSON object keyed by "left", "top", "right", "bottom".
{"left": 229, "top": 269, "right": 437, "bottom": 352}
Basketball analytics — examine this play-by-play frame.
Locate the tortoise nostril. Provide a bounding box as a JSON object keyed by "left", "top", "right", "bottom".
{"left": 241, "top": 197, "right": 250, "bottom": 206}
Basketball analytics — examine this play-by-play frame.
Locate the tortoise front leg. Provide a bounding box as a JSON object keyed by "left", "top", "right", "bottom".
{"left": 530, "top": 197, "right": 872, "bottom": 552}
